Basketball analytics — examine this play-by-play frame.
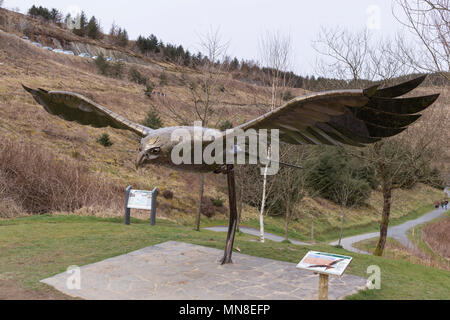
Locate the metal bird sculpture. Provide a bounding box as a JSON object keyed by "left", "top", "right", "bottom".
{"left": 22, "top": 75, "right": 439, "bottom": 264}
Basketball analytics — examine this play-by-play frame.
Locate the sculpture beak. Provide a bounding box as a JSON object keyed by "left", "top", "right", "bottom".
{"left": 136, "top": 151, "right": 146, "bottom": 169}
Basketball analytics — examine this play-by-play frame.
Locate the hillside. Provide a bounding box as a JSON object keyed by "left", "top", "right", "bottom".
{"left": 0, "top": 8, "right": 448, "bottom": 241}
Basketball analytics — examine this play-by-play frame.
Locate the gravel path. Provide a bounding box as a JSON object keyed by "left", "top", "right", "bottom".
{"left": 204, "top": 226, "right": 310, "bottom": 245}
{"left": 330, "top": 207, "right": 449, "bottom": 254}
{"left": 205, "top": 206, "right": 449, "bottom": 255}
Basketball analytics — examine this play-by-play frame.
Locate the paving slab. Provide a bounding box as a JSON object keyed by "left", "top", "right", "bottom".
{"left": 41, "top": 241, "right": 366, "bottom": 300}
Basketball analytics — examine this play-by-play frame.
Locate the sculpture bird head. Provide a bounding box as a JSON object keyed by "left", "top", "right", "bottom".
{"left": 136, "top": 132, "right": 169, "bottom": 168}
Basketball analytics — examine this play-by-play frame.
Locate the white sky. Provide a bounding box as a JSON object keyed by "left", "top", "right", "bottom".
{"left": 4, "top": 0, "right": 409, "bottom": 75}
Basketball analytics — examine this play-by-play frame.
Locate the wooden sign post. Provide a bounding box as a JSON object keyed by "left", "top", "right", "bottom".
{"left": 124, "top": 185, "right": 158, "bottom": 225}
{"left": 318, "top": 274, "right": 329, "bottom": 300}
{"left": 296, "top": 251, "right": 352, "bottom": 300}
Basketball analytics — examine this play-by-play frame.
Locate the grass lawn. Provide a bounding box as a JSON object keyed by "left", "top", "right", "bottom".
{"left": 0, "top": 214, "right": 449, "bottom": 300}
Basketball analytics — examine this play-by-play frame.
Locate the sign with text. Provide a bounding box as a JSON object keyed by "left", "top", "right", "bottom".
{"left": 127, "top": 189, "right": 154, "bottom": 210}
{"left": 296, "top": 251, "right": 352, "bottom": 277}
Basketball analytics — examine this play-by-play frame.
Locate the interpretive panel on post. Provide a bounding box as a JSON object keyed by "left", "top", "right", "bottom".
{"left": 127, "top": 190, "right": 153, "bottom": 210}
{"left": 296, "top": 251, "right": 352, "bottom": 277}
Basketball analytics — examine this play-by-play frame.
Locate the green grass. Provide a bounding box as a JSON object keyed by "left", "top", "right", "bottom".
{"left": 1, "top": 214, "right": 449, "bottom": 299}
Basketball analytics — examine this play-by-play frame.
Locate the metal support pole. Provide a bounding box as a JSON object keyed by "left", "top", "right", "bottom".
{"left": 124, "top": 185, "right": 132, "bottom": 225}
{"left": 150, "top": 187, "right": 158, "bottom": 226}
{"left": 221, "top": 165, "right": 237, "bottom": 265}
{"left": 318, "top": 274, "right": 329, "bottom": 300}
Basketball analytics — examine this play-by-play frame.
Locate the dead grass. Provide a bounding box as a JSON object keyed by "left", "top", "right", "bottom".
{"left": 422, "top": 217, "right": 450, "bottom": 260}
{"left": 0, "top": 137, "right": 122, "bottom": 215}
{"left": 353, "top": 237, "right": 449, "bottom": 271}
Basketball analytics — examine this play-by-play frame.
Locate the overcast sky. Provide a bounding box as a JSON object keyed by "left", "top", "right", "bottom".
{"left": 5, "top": 0, "right": 409, "bottom": 75}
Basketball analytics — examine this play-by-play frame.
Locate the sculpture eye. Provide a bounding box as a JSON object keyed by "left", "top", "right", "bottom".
{"left": 150, "top": 147, "right": 160, "bottom": 154}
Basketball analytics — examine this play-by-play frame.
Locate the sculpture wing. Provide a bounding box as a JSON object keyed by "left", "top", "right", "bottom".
{"left": 229, "top": 76, "right": 439, "bottom": 146}
{"left": 22, "top": 85, "right": 151, "bottom": 137}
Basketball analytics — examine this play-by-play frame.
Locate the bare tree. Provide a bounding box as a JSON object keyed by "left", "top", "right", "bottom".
{"left": 270, "top": 146, "right": 312, "bottom": 241}
{"left": 313, "top": 26, "right": 446, "bottom": 256}
{"left": 256, "top": 30, "right": 293, "bottom": 242}
{"left": 155, "top": 27, "right": 230, "bottom": 231}
{"left": 393, "top": 0, "right": 449, "bottom": 80}
{"left": 312, "top": 27, "right": 373, "bottom": 86}
{"left": 333, "top": 168, "right": 366, "bottom": 247}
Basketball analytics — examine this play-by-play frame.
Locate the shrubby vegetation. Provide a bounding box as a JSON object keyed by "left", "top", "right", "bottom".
{"left": 0, "top": 137, "right": 121, "bottom": 216}
{"left": 143, "top": 108, "right": 163, "bottom": 129}
{"left": 129, "top": 67, "right": 149, "bottom": 86}
{"left": 27, "top": 5, "right": 62, "bottom": 24}
{"left": 94, "top": 53, "right": 124, "bottom": 78}
{"left": 306, "top": 148, "right": 372, "bottom": 206}
{"left": 97, "top": 133, "right": 113, "bottom": 147}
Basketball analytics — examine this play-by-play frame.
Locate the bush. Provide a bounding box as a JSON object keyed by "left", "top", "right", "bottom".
{"left": 129, "top": 67, "right": 148, "bottom": 86}
{"left": 0, "top": 138, "right": 121, "bottom": 214}
{"left": 162, "top": 190, "right": 174, "bottom": 199}
{"left": 94, "top": 53, "right": 123, "bottom": 79}
{"left": 159, "top": 72, "right": 168, "bottom": 86}
{"left": 143, "top": 108, "right": 163, "bottom": 129}
{"left": 218, "top": 120, "right": 233, "bottom": 131}
{"left": 212, "top": 197, "right": 224, "bottom": 207}
{"left": 282, "top": 90, "right": 294, "bottom": 101}
{"left": 109, "top": 61, "right": 124, "bottom": 79}
{"left": 200, "top": 197, "right": 215, "bottom": 218}
{"left": 144, "top": 83, "right": 155, "bottom": 97}
{"left": 306, "top": 148, "right": 371, "bottom": 206}
{"left": 97, "top": 133, "right": 113, "bottom": 147}
{"left": 94, "top": 53, "right": 109, "bottom": 75}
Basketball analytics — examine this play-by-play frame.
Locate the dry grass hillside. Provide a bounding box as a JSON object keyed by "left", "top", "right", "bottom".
{"left": 0, "top": 13, "right": 448, "bottom": 238}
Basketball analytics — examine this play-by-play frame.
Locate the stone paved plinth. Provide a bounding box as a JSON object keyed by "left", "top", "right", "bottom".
{"left": 41, "top": 241, "right": 366, "bottom": 300}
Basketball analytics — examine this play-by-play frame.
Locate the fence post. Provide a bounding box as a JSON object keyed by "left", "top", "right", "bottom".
{"left": 150, "top": 187, "right": 158, "bottom": 226}
{"left": 124, "top": 185, "right": 132, "bottom": 225}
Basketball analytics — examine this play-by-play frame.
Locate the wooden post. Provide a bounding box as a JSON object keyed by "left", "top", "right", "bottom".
{"left": 318, "top": 274, "right": 329, "bottom": 300}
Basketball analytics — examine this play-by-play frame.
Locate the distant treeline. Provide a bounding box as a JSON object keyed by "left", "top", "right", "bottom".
{"left": 26, "top": 5, "right": 449, "bottom": 91}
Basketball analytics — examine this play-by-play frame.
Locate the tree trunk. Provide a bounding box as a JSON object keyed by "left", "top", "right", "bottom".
{"left": 284, "top": 213, "right": 290, "bottom": 241}
{"left": 259, "top": 160, "right": 269, "bottom": 243}
{"left": 237, "top": 185, "right": 243, "bottom": 233}
{"left": 284, "top": 201, "right": 291, "bottom": 241}
{"left": 374, "top": 183, "right": 392, "bottom": 256}
{"left": 194, "top": 173, "right": 204, "bottom": 231}
{"left": 338, "top": 206, "right": 345, "bottom": 247}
